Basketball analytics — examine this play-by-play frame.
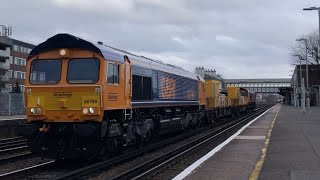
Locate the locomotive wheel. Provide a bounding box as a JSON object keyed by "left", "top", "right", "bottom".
{"left": 210, "top": 112, "right": 215, "bottom": 125}
{"left": 184, "top": 113, "right": 192, "bottom": 130}
{"left": 141, "top": 130, "right": 152, "bottom": 145}
{"left": 231, "top": 112, "right": 236, "bottom": 119}
{"left": 135, "top": 134, "right": 143, "bottom": 149}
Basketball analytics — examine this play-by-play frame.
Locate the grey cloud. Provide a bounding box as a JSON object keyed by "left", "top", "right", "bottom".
{"left": 1, "top": 0, "right": 319, "bottom": 78}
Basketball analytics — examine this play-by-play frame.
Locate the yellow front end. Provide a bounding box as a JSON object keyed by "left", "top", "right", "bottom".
{"left": 25, "top": 86, "right": 103, "bottom": 122}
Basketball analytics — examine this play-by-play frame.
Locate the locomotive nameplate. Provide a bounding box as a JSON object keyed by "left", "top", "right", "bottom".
{"left": 53, "top": 92, "right": 72, "bottom": 98}
{"left": 82, "top": 96, "right": 100, "bottom": 107}
{"left": 108, "top": 93, "right": 118, "bottom": 101}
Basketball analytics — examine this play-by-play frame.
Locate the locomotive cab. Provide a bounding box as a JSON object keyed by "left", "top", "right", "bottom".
{"left": 25, "top": 51, "right": 106, "bottom": 159}
{"left": 26, "top": 55, "right": 103, "bottom": 122}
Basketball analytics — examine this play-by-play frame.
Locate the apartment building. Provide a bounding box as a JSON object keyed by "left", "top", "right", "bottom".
{"left": 0, "top": 36, "right": 12, "bottom": 93}
{"left": 0, "top": 36, "right": 35, "bottom": 93}
{"left": 9, "top": 39, "right": 35, "bottom": 92}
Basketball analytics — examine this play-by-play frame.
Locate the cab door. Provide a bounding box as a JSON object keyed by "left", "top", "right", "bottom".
{"left": 104, "top": 58, "right": 131, "bottom": 110}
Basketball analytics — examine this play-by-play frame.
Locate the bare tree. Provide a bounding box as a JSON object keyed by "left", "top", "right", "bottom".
{"left": 290, "top": 30, "right": 319, "bottom": 65}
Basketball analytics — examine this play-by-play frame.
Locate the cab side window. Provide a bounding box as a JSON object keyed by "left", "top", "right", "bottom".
{"left": 107, "top": 63, "right": 119, "bottom": 84}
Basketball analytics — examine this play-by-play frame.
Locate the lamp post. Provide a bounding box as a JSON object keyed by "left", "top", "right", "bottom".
{"left": 303, "top": 7, "right": 320, "bottom": 59}
{"left": 296, "top": 38, "right": 309, "bottom": 111}
{"left": 303, "top": 7, "right": 320, "bottom": 61}
{"left": 303, "top": 7, "right": 320, "bottom": 109}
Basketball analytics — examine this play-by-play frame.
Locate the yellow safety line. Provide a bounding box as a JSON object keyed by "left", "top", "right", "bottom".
{"left": 249, "top": 105, "right": 281, "bottom": 180}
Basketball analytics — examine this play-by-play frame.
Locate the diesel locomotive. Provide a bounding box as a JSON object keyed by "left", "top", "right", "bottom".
{"left": 24, "top": 33, "right": 255, "bottom": 159}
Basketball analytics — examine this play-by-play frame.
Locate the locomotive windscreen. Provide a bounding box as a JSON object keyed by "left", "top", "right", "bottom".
{"left": 30, "top": 59, "right": 62, "bottom": 84}
{"left": 67, "top": 58, "right": 100, "bottom": 84}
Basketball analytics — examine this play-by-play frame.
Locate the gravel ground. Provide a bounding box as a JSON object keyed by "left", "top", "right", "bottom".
{"left": 19, "top": 160, "right": 86, "bottom": 180}
{"left": 83, "top": 120, "right": 232, "bottom": 180}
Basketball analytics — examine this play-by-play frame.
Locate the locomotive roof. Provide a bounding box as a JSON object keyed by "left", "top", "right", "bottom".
{"left": 29, "top": 33, "right": 202, "bottom": 81}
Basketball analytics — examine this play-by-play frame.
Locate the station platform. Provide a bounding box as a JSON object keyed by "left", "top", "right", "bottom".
{"left": 177, "top": 104, "right": 320, "bottom": 179}
{"left": 0, "top": 115, "right": 27, "bottom": 138}
{"left": 259, "top": 105, "right": 320, "bottom": 179}
{"left": 0, "top": 115, "right": 26, "bottom": 126}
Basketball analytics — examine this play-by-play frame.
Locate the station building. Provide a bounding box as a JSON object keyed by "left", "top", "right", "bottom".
{"left": 291, "top": 64, "right": 320, "bottom": 107}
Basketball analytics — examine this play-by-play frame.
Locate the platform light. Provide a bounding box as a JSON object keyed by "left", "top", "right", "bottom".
{"left": 303, "top": 7, "right": 319, "bottom": 11}
{"left": 302, "top": 6, "right": 319, "bottom": 112}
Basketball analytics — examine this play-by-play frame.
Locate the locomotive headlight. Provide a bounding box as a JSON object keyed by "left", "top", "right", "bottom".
{"left": 60, "top": 49, "right": 67, "bottom": 56}
{"left": 36, "top": 108, "right": 42, "bottom": 114}
{"left": 83, "top": 108, "right": 89, "bottom": 114}
{"left": 30, "top": 108, "right": 36, "bottom": 114}
{"left": 89, "top": 107, "right": 95, "bottom": 114}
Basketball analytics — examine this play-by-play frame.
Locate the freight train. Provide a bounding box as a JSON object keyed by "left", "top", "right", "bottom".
{"left": 24, "top": 34, "right": 255, "bottom": 160}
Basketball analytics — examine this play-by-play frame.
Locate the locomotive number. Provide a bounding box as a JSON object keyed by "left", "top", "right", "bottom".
{"left": 82, "top": 96, "right": 100, "bottom": 107}
{"left": 83, "top": 99, "right": 98, "bottom": 104}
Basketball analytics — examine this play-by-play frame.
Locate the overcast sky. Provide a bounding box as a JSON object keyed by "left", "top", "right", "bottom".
{"left": 2, "top": 0, "right": 319, "bottom": 78}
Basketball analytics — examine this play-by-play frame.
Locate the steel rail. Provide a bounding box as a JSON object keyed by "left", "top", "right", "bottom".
{"left": 0, "top": 152, "right": 33, "bottom": 165}
{"left": 0, "top": 136, "right": 25, "bottom": 144}
{"left": 0, "top": 141, "right": 28, "bottom": 150}
{"left": 0, "top": 136, "right": 28, "bottom": 154}
{"left": 0, "top": 160, "right": 55, "bottom": 180}
{"left": 0, "top": 145, "right": 28, "bottom": 153}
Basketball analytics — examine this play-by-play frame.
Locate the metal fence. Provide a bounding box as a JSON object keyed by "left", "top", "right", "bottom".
{"left": 0, "top": 93, "right": 25, "bottom": 115}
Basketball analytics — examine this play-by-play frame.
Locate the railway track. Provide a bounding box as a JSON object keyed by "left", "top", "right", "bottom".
{"left": 0, "top": 105, "right": 272, "bottom": 179}
{"left": 0, "top": 136, "right": 31, "bottom": 165}
{"left": 0, "top": 160, "right": 55, "bottom": 180}
{"left": 112, "top": 105, "right": 273, "bottom": 179}
{"left": 0, "top": 136, "right": 28, "bottom": 152}
{"left": 52, "top": 105, "right": 272, "bottom": 180}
